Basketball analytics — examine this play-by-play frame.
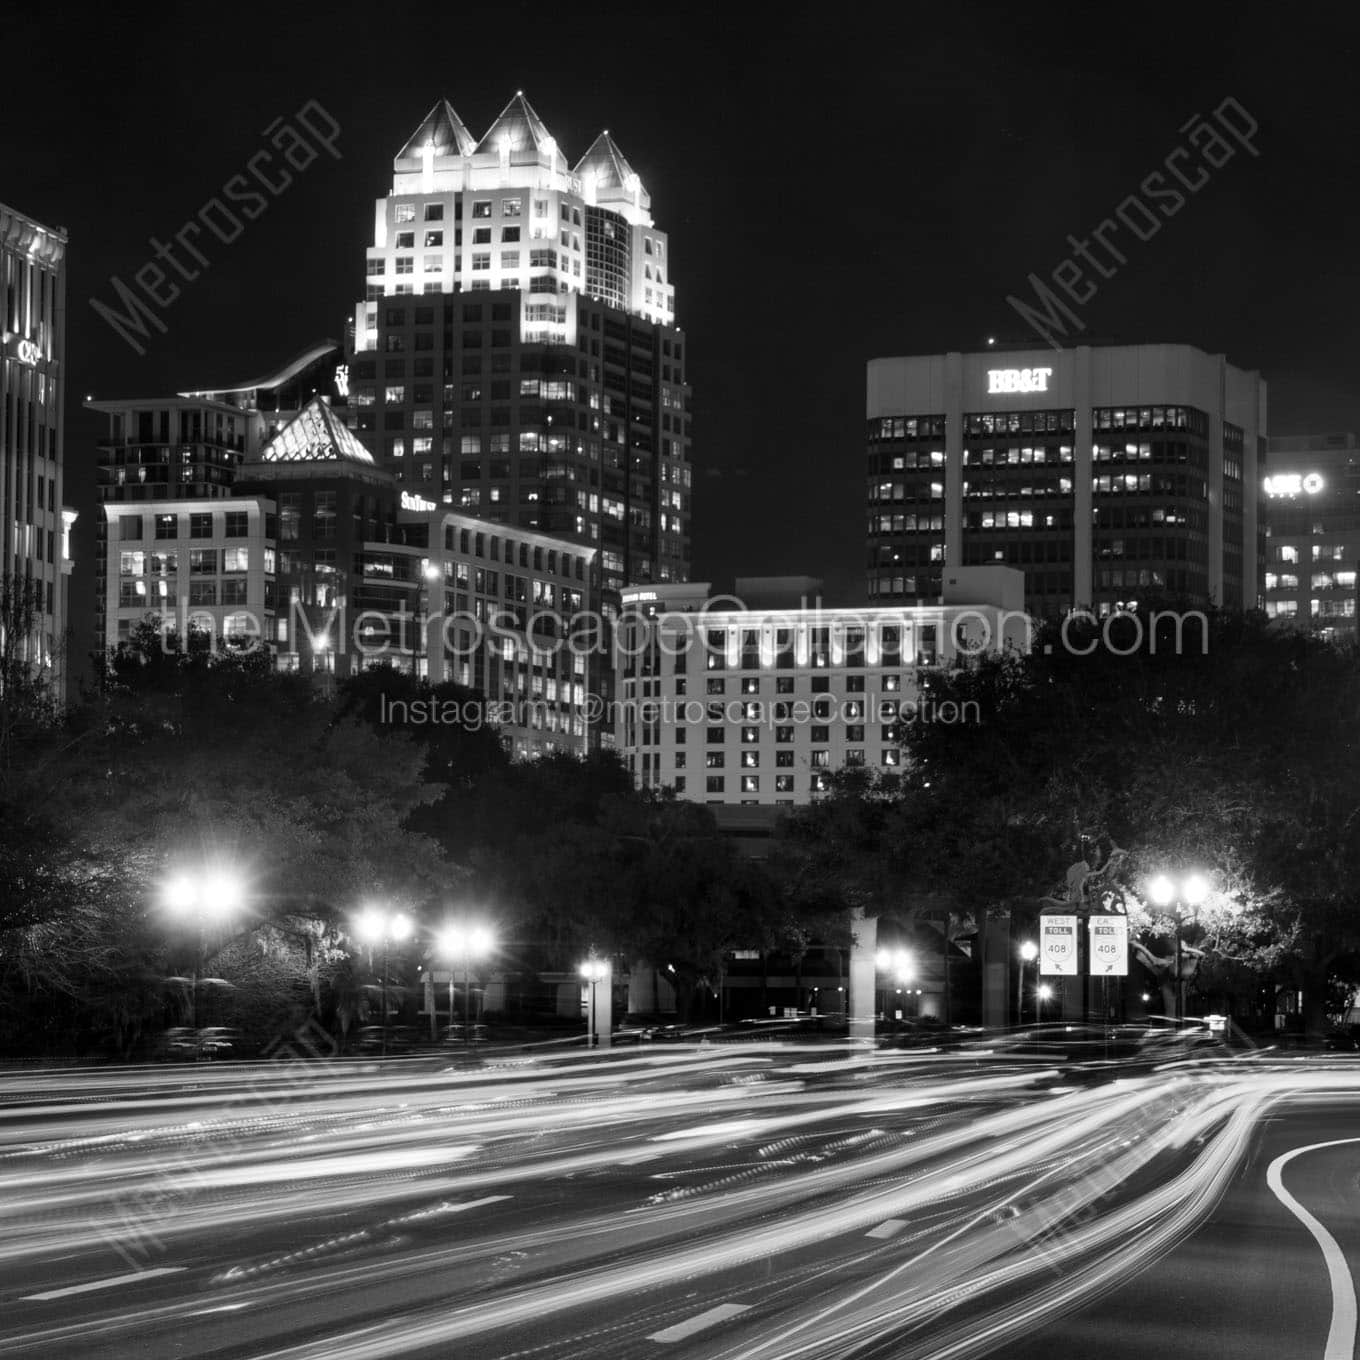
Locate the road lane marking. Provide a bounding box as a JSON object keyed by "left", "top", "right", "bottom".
{"left": 866, "top": 1219, "right": 908, "bottom": 1239}
{"left": 1266, "top": 1137, "right": 1360, "bottom": 1360}
{"left": 23, "top": 1266, "right": 186, "bottom": 1301}
{"left": 648, "top": 1303, "right": 752, "bottom": 1343}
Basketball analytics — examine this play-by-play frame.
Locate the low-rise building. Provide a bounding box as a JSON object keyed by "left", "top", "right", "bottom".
{"left": 614, "top": 566, "right": 1028, "bottom": 805}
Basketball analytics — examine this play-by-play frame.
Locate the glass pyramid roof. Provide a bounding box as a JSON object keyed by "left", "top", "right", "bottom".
{"left": 258, "top": 397, "right": 375, "bottom": 466}
{"left": 396, "top": 98, "right": 476, "bottom": 160}
{"left": 475, "top": 91, "right": 554, "bottom": 156}
{"left": 574, "top": 132, "right": 639, "bottom": 193}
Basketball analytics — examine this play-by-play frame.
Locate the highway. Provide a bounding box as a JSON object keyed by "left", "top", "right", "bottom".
{"left": 1, "top": 1040, "right": 1357, "bottom": 1359}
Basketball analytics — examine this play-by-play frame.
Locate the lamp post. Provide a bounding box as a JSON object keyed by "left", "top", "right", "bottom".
{"left": 164, "top": 869, "right": 243, "bottom": 1051}
{"left": 875, "top": 948, "right": 915, "bottom": 1019}
{"left": 1037, "top": 982, "right": 1054, "bottom": 1022}
{"left": 1017, "top": 940, "right": 1038, "bottom": 1027}
{"left": 354, "top": 907, "right": 412, "bottom": 1057}
{"left": 438, "top": 923, "right": 494, "bottom": 1052}
{"left": 1147, "top": 873, "right": 1209, "bottom": 1026}
{"left": 579, "top": 957, "right": 610, "bottom": 1047}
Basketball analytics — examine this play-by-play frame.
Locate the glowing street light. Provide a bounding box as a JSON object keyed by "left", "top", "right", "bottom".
{"left": 579, "top": 957, "right": 610, "bottom": 1048}
{"left": 163, "top": 868, "right": 244, "bottom": 1043}
{"left": 353, "top": 908, "right": 412, "bottom": 1058}
{"left": 1037, "top": 982, "right": 1054, "bottom": 1021}
{"left": 875, "top": 947, "right": 916, "bottom": 1019}
{"left": 1017, "top": 939, "right": 1038, "bottom": 1026}
{"left": 1146, "top": 872, "right": 1212, "bottom": 1025}
{"left": 438, "top": 922, "right": 495, "bottom": 1050}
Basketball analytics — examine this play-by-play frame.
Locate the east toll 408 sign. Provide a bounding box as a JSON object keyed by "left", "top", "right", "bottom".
{"left": 1039, "top": 915, "right": 1078, "bottom": 976}
{"left": 1087, "top": 915, "right": 1129, "bottom": 976}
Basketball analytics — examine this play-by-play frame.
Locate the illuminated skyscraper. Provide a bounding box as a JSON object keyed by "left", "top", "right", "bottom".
{"left": 347, "top": 94, "right": 691, "bottom": 596}
{"left": 2, "top": 202, "right": 75, "bottom": 696}
{"left": 866, "top": 344, "right": 1266, "bottom": 616}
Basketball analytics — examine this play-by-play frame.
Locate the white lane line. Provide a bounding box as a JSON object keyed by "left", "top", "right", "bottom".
{"left": 648, "top": 1303, "right": 752, "bottom": 1343}
{"left": 23, "top": 1266, "right": 186, "bottom": 1301}
{"left": 1266, "top": 1137, "right": 1360, "bottom": 1360}
{"left": 866, "top": 1218, "right": 908, "bottom": 1239}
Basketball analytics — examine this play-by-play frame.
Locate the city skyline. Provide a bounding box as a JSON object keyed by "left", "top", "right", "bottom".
{"left": 5, "top": 3, "right": 1360, "bottom": 667}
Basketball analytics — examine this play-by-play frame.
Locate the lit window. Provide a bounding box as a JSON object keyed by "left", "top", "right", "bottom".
{"left": 394, "top": 203, "right": 416, "bottom": 223}
{"left": 472, "top": 201, "right": 492, "bottom": 218}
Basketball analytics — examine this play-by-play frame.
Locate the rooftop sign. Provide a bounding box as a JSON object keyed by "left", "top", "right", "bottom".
{"left": 400, "top": 491, "right": 437, "bottom": 512}
{"left": 1263, "top": 473, "right": 1324, "bottom": 497}
{"left": 988, "top": 367, "right": 1052, "bottom": 395}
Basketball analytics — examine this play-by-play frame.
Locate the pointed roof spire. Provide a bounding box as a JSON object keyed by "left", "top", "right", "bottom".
{"left": 396, "top": 98, "right": 476, "bottom": 160}
{"left": 257, "top": 397, "right": 376, "bottom": 466}
{"left": 573, "top": 130, "right": 642, "bottom": 194}
{"left": 476, "top": 90, "right": 556, "bottom": 156}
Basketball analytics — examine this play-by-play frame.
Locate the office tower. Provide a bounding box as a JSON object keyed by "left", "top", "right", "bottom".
{"left": 1263, "top": 432, "right": 1360, "bottom": 634}
{"left": 347, "top": 94, "right": 691, "bottom": 597}
{"left": 866, "top": 344, "right": 1266, "bottom": 616}
{"left": 2, "top": 201, "right": 74, "bottom": 696}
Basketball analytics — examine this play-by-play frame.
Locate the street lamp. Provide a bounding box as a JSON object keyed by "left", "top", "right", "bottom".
{"left": 1148, "top": 872, "right": 1210, "bottom": 1025}
{"left": 1018, "top": 940, "right": 1038, "bottom": 1026}
{"left": 354, "top": 907, "right": 412, "bottom": 1057}
{"left": 875, "top": 947, "right": 915, "bottom": 1018}
{"left": 579, "top": 957, "right": 610, "bottom": 1048}
{"left": 1037, "top": 982, "right": 1054, "bottom": 1022}
{"left": 438, "top": 922, "right": 494, "bottom": 1051}
{"left": 163, "top": 869, "right": 243, "bottom": 1046}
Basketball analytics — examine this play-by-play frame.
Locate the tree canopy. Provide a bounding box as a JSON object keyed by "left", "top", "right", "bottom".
{"left": 777, "top": 608, "right": 1360, "bottom": 1029}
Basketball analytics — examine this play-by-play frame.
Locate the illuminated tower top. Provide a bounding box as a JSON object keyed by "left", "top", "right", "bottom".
{"left": 354, "top": 93, "right": 674, "bottom": 350}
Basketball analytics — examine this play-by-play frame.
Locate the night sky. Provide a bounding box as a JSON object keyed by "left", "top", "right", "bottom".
{"left": 4, "top": 1, "right": 1359, "bottom": 654}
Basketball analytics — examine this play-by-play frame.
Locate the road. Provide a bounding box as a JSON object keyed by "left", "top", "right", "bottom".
{"left": 1, "top": 1040, "right": 1358, "bottom": 1359}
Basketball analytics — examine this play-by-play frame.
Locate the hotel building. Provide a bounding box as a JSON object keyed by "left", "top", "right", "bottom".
{"left": 866, "top": 344, "right": 1267, "bottom": 616}
{"left": 1262, "top": 432, "right": 1360, "bottom": 634}
{"left": 2, "top": 202, "right": 75, "bottom": 694}
{"left": 614, "top": 566, "right": 1028, "bottom": 805}
{"left": 346, "top": 94, "right": 691, "bottom": 596}
{"left": 99, "top": 397, "right": 594, "bottom": 757}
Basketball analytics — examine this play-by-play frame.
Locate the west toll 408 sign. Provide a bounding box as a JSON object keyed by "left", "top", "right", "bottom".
{"left": 1039, "top": 913, "right": 1129, "bottom": 976}
{"left": 1039, "top": 915, "right": 1078, "bottom": 976}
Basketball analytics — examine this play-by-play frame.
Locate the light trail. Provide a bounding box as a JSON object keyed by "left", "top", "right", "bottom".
{"left": 0, "top": 1048, "right": 1355, "bottom": 1360}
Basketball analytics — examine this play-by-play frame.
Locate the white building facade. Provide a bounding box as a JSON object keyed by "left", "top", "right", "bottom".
{"left": 614, "top": 569, "right": 1029, "bottom": 806}
{"left": 353, "top": 92, "right": 674, "bottom": 348}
